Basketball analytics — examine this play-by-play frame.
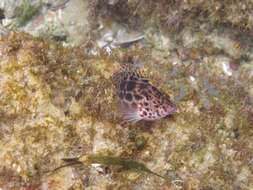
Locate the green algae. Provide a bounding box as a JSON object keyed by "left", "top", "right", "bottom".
{"left": 15, "top": 0, "right": 41, "bottom": 27}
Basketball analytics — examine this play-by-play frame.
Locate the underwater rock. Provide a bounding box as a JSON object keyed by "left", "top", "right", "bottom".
{"left": 0, "top": 16, "right": 253, "bottom": 190}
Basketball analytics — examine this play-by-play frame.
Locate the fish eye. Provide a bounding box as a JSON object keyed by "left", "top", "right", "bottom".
{"left": 126, "top": 81, "right": 136, "bottom": 91}
{"left": 125, "top": 93, "right": 133, "bottom": 101}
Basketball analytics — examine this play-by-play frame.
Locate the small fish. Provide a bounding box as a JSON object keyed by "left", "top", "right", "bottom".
{"left": 112, "top": 64, "right": 177, "bottom": 123}
{"left": 61, "top": 155, "right": 167, "bottom": 180}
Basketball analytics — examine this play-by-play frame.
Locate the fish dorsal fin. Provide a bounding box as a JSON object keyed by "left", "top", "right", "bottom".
{"left": 112, "top": 59, "right": 148, "bottom": 86}
{"left": 120, "top": 60, "right": 144, "bottom": 77}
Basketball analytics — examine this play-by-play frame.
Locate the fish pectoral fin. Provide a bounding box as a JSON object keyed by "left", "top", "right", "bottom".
{"left": 118, "top": 100, "right": 142, "bottom": 123}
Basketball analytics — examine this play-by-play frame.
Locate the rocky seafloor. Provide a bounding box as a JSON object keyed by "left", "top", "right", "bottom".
{"left": 0, "top": 0, "right": 253, "bottom": 190}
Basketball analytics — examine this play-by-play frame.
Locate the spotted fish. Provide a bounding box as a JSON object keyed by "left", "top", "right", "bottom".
{"left": 112, "top": 66, "right": 177, "bottom": 123}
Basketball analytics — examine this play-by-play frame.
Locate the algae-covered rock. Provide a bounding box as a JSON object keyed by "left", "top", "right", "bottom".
{"left": 0, "top": 30, "right": 252, "bottom": 190}
{"left": 89, "top": 0, "right": 253, "bottom": 34}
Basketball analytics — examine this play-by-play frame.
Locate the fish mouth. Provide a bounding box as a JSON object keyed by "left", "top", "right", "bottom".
{"left": 168, "top": 104, "right": 180, "bottom": 114}
{"left": 173, "top": 106, "right": 180, "bottom": 113}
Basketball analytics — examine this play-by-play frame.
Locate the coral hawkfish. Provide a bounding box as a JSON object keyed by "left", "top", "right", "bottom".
{"left": 112, "top": 63, "right": 177, "bottom": 123}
